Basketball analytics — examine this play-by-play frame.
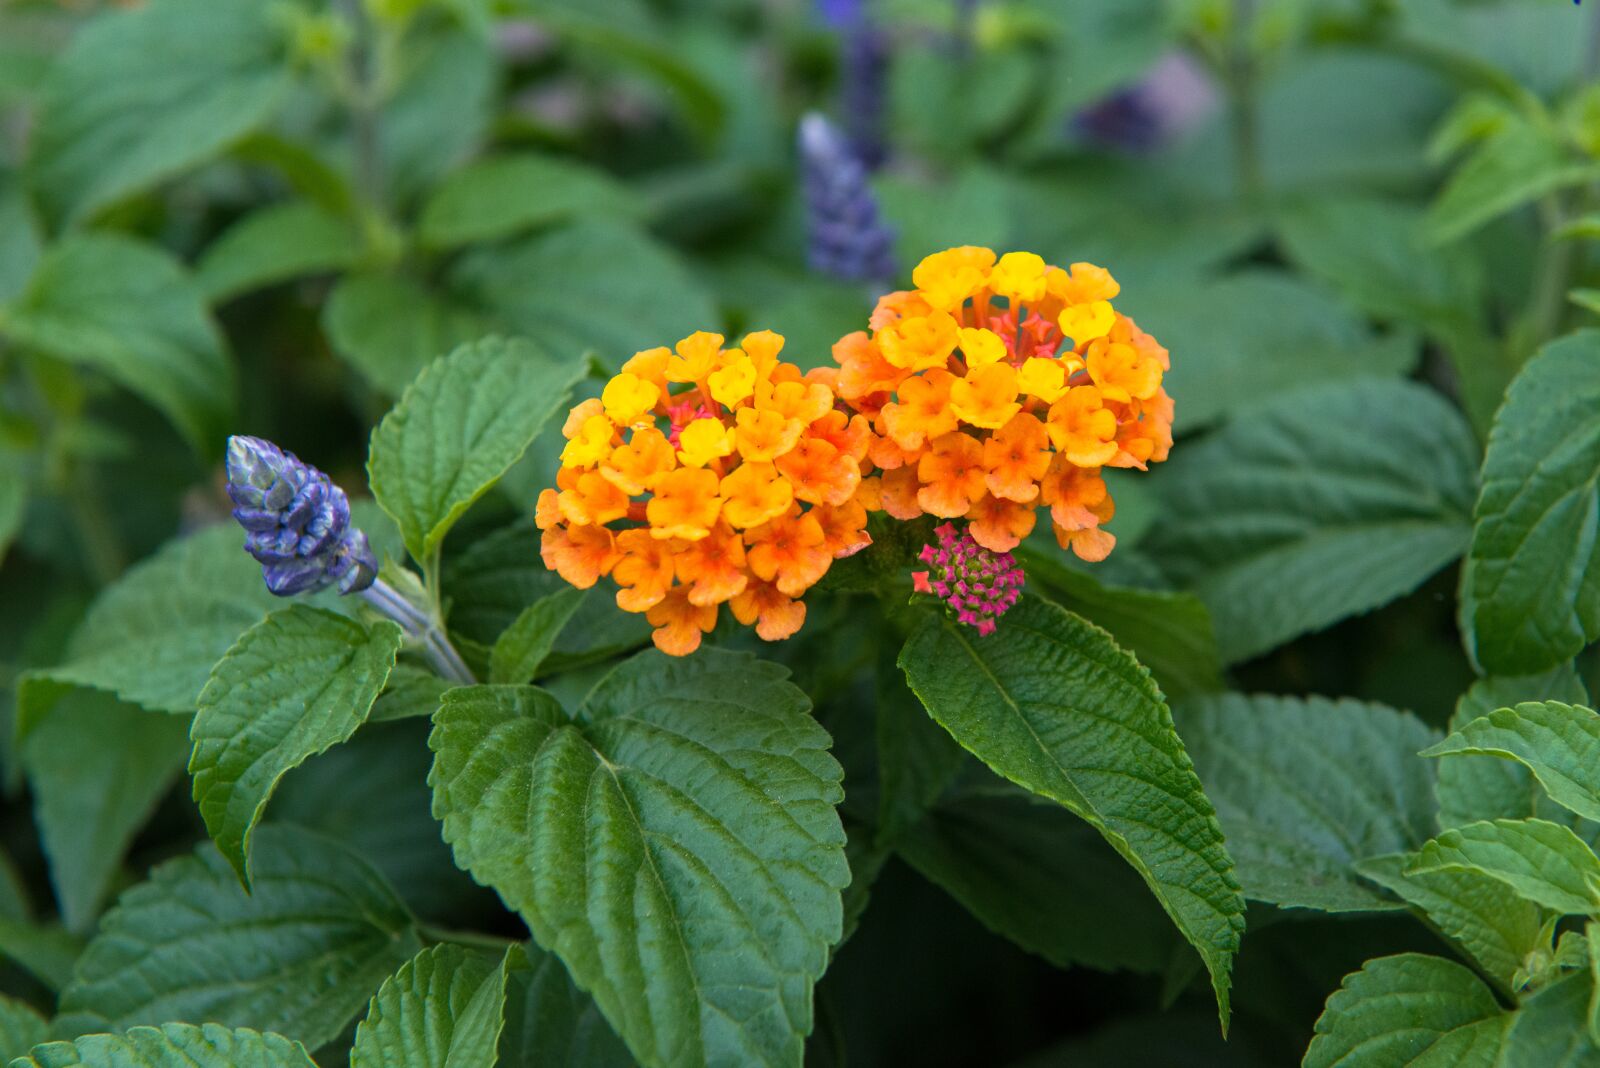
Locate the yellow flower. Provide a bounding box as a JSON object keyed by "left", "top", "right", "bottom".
{"left": 677, "top": 418, "right": 735, "bottom": 467}
{"left": 912, "top": 246, "right": 997, "bottom": 312}
{"left": 1016, "top": 357, "right": 1068, "bottom": 403}
{"left": 1059, "top": 300, "right": 1116, "bottom": 345}
{"left": 707, "top": 352, "right": 757, "bottom": 407}
{"left": 988, "top": 251, "right": 1048, "bottom": 304}
{"left": 949, "top": 362, "right": 1021, "bottom": 429}
{"left": 559, "top": 415, "right": 614, "bottom": 468}
{"left": 958, "top": 327, "right": 1007, "bottom": 369}
{"left": 601, "top": 372, "right": 660, "bottom": 426}
{"left": 666, "top": 331, "right": 724, "bottom": 383}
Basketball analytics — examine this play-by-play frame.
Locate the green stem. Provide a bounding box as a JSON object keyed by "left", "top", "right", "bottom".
{"left": 1226, "top": 0, "right": 1264, "bottom": 207}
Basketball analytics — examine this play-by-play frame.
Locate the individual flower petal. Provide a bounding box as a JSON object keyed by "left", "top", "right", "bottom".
{"left": 707, "top": 352, "right": 758, "bottom": 407}
{"left": 646, "top": 467, "right": 723, "bottom": 540}
{"left": 1046, "top": 386, "right": 1118, "bottom": 467}
{"left": 957, "top": 327, "right": 1007, "bottom": 369}
{"left": 949, "top": 362, "right": 1021, "bottom": 430}
{"left": 746, "top": 508, "right": 832, "bottom": 596}
{"left": 1016, "top": 356, "right": 1068, "bottom": 403}
{"left": 559, "top": 414, "right": 615, "bottom": 468}
{"left": 646, "top": 587, "right": 718, "bottom": 655}
{"left": 540, "top": 524, "right": 619, "bottom": 589}
{"left": 675, "top": 522, "right": 750, "bottom": 606}
{"left": 677, "top": 417, "right": 736, "bottom": 468}
{"left": 719, "top": 461, "right": 795, "bottom": 529}
{"left": 730, "top": 579, "right": 807, "bottom": 641}
{"left": 967, "top": 492, "right": 1036, "bottom": 553}
{"left": 988, "top": 251, "right": 1048, "bottom": 304}
{"left": 666, "top": 331, "right": 724, "bottom": 382}
{"left": 613, "top": 528, "right": 677, "bottom": 612}
{"left": 916, "top": 431, "right": 987, "bottom": 517}
{"left": 912, "top": 246, "right": 996, "bottom": 312}
{"left": 982, "top": 412, "right": 1051, "bottom": 503}
{"left": 734, "top": 407, "right": 804, "bottom": 463}
{"left": 879, "top": 312, "right": 959, "bottom": 372}
{"left": 1059, "top": 300, "right": 1117, "bottom": 346}
{"left": 557, "top": 469, "right": 630, "bottom": 526}
{"left": 1086, "top": 337, "right": 1162, "bottom": 403}
{"left": 601, "top": 426, "right": 676, "bottom": 495}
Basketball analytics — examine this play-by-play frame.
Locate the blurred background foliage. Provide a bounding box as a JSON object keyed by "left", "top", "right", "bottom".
{"left": 0, "top": 0, "right": 1597, "bottom": 1063}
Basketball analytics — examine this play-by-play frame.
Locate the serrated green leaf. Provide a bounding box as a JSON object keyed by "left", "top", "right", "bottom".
{"left": 429, "top": 649, "right": 849, "bottom": 1068}
{"left": 351, "top": 944, "right": 510, "bottom": 1068}
{"left": 1410, "top": 818, "right": 1600, "bottom": 916}
{"left": 1356, "top": 853, "right": 1544, "bottom": 990}
{"left": 197, "top": 200, "right": 363, "bottom": 303}
{"left": 451, "top": 219, "right": 717, "bottom": 371}
{"left": 1176, "top": 694, "right": 1440, "bottom": 913}
{"left": 369, "top": 337, "right": 584, "bottom": 566}
{"left": 0, "top": 994, "right": 47, "bottom": 1062}
{"left": 1425, "top": 702, "right": 1600, "bottom": 825}
{"left": 897, "top": 597, "right": 1243, "bottom": 1029}
{"left": 324, "top": 274, "right": 494, "bottom": 398}
{"left": 368, "top": 663, "right": 453, "bottom": 724}
{"left": 1143, "top": 379, "right": 1478, "bottom": 663}
{"left": 23, "top": 690, "right": 189, "bottom": 932}
{"left": 419, "top": 153, "right": 643, "bottom": 250}
{"left": 25, "top": 0, "right": 292, "bottom": 226}
{"left": 57, "top": 825, "right": 420, "bottom": 1052}
{"left": 190, "top": 607, "right": 403, "bottom": 886}
{"left": 1426, "top": 121, "right": 1599, "bottom": 246}
{"left": 12, "top": 1022, "right": 316, "bottom": 1068}
{"left": 488, "top": 588, "right": 586, "bottom": 685}
{"left": 497, "top": 941, "right": 632, "bottom": 1067}
{"left": 1466, "top": 331, "right": 1600, "bottom": 675}
{"left": 2, "top": 234, "right": 233, "bottom": 451}
{"left": 1304, "top": 954, "right": 1504, "bottom": 1068}
{"left": 1499, "top": 972, "right": 1600, "bottom": 1068}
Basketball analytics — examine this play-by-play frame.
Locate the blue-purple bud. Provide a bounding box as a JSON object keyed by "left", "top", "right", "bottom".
{"left": 225, "top": 435, "right": 378, "bottom": 597}
{"left": 839, "top": 19, "right": 889, "bottom": 168}
{"left": 799, "top": 112, "right": 897, "bottom": 286}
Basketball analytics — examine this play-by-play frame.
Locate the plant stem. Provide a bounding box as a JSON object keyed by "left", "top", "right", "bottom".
{"left": 1227, "top": 0, "right": 1264, "bottom": 207}
{"left": 360, "top": 577, "right": 476, "bottom": 685}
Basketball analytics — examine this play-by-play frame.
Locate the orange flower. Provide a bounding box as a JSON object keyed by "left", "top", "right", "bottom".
{"left": 880, "top": 464, "right": 923, "bottom": 520}
{"left": 777, "top": 438, "right": 860, "bottom": 507}
{"left": 612, "top": 528, "right": 677, "bottom": 612}
{"left": 949, "top": 362, "right": 1021, "bottom": 430}
{"left": 746, "top": 508, "right": 831, "bottom": 596}
{"left": 1041, "top": 459, "right": 1112, "bottom": 533}
{"left": 967, "top": 492, "right": 1036, "bottom": 553}
{"left": 1047, "top": 262, "right": 1120, "bottom": 306}
{"left": 879, "top": 312, "right": 959, "bottom": 372}
{"left": 666, "top": 331, "right": 723, "bottom": 382}
{"left": 1055, "top": 518, "right": 1115, "bottom": 562}
{"left": 813, "top": 497, "right": 872, "bottom": 558}
{"left": 1046, "top": 386, "right": 1118, "bottom": 467}
{"left": 601, "top": 427, "right": 675, "bottom": 495}
{"left": 621, "top": 346, "right": 672, "bottom": 395}
{"left": 1086, "top": 338, "right": 1161, "bottom": 403}
{"left": 540, "top": 524, "right": 618, "bottom": 589}
{"left": 719, "top": 461, "right": 794, "bottom": 529}
{"left": 916, "top": 432, "right": 987, "bottom": 518}
{"left": 646, "top": 467, "right": 722, "bottom": 540}
{"left": 881, "top": 369, "right": 958, "bottom": 450}
{"left": 558, "top": 469, "right": 629, "bottom": 526}
{"left": 870, "top": 289, "right": 935, "bottom": 332}
{"left": 675, "top": 523, "right": 749, "bottom": 606}
{"left": 645, "top": 587, "right": 718, "bottom": 656}
{"left": 734, "top": 407, "right": 803, "bottom": 462}
{"left": 534, "top": 488, "right": 562, "bottom": 531}
{"left": 807, "top": 410, "right": 872, "bottom": 466}
{"left": 764, "top": 380, "right": 834, "bottom": 425}
{"left": 562, "top": 397, "right": 606, "bottom": 438}
{"left": 834, "top": 331, "right": 909, "bottom": 400}
{"left": 982, "top": 413, "right": 1051, "bottom": 503}
{"left": 730, "top": 580, "right": 807, "bottom": 642}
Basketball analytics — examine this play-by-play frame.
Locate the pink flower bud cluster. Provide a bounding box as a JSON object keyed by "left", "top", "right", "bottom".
{"left": 911, "top": 522, "right": 1024, "bottom": 635}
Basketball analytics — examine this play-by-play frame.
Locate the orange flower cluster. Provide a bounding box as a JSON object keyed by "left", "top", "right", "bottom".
{"left": 814, "top": 246, "right": 1173, "bottom": 561}
{"left": 538, "top": 330, "right": 873, "bottom": 655}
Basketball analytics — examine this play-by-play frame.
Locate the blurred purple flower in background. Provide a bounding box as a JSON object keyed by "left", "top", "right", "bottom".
{"left": 1074, "top": 52, "right": 1219, "bottom": 153}
{"left": 816, "top": 0, "right": 889, "bottom": 168}
{"left": 799, "top": 112, "right": 897, "bottom": 286}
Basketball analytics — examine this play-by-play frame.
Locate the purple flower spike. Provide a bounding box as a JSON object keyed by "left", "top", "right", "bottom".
{"left": 225, "top": 436, "right": 378, "bottom": 596}
{"left": 799, "top": 112, "right": 897, "bottom": 286}
{"left": 911, "top": 522, "right": 1024, "bottom": 635}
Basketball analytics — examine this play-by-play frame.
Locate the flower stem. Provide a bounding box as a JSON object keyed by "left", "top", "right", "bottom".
{"left": 360, "top": 578, "right": 476, "bottom": 685}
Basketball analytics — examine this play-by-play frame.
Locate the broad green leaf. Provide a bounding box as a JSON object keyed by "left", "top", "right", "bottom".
{"left": 896, "top": 783, "right": 1174, "bottom": 975}
{"left": 57, "top": 825, "right": 421, "bottom": 1051}
{"left": 378, "top": 28, "right": 494, "bottom": 207}
{"left": 1499, "top": 973, "right": 1600, "bottom": 1068}
{"left": 324, "top": 274, "right": 493, "bottom": 398}
{"left": 429, "top": 650, "right": 849, "bottom": 1068}
{"left": 368, "top": 663, "right": 453, "bottom": 724}
{"left": 878, "top": 165, "right": 1014, "bottom": 267}
{"left": 1426, "top": 121, "right": 1599, "bottom": 246}
{"left": 898, "top": 598, "right": 1244, "bottom": 1027}
{"left": 197, "top": 200, "right": 363, "bottom": 302}
{"left": 26, "top": 0, "right": 292, "bottom": 226}
{"left": 13, "top": 1023, "right": 316, "bottom": 1068}
{"left": 2, "top": 234, "right": 233, "bottom": 451}
{"left": 190, "top": 607, "right": 403, "bottom": 886}
{"left": 1356, "top": 854, "right": 1544, "bottom": 990}
{"left": 1438, "top": 667, "right": 1591, "bottom": 831}
{"left": 0, "top": 994, "right": 46, "bottom": 1062}
{"left": 1590, "top": 921, "right": 1600, "bottom": 1046}
{"left": 23, "top": 690, "right": 189, "bottom": 932}
{"left": 451, "top": 219, "right": 717, "bottom": 371}
{"left": 1143, "top": 379, "right": 1478, "bottom": 663}
{"left": 419, "top": 153, "right": 643, "bottom": 250}
{"left": 0, "top": 173, "right": 40, "bottom": 304}
{"left": 16, "top": 526, "right": 280, "bottom": 727}
{"left": 488, "top": 589, "right": 586, "bottom": 685}
{"left": 1466, "top": 331, "right": 1600, "bottom": 675}
{"left": 875, "top": 667, "right": 966, "bottom": 847}
{"left": 1425, "top": 702, "right": 1600, "bottom": 824}
{"left": 1175, "top": 694, "right": 1440, "bottom": 912}
{"left": 368, "top": 337, "right": 584, "bottom": 566}
{"left": 1017, "top": 547, "right": 1224, "bottom": 700}
{"left": 350, "top": 944, "right": 510, "bottom": 1068}
{"left": 0, "top": 919, "right": 84, "bottom": 991}
{"left": 1304, "top": 954, "right": 1504, "bottom": 1068}
{"left": 1410, "top": 818, "right": 1600, "bottom": 916}
{"left": 497, "top": 942, "right": 632, "bottom": 1068}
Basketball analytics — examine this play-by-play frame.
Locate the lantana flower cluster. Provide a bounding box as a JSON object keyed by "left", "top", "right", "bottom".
{"left": 815, "top": 245, "right": 1173, "bottom": 562}
{"left": 537, "top": 330, "right": 874, "bottom": 656}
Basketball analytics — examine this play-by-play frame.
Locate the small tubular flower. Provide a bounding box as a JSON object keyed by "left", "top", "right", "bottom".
{"left": 540, "top": 329, "right": 871, "bottom": 654}
{"left": 910, "top": 523, "right": 1024, "bottom": 636}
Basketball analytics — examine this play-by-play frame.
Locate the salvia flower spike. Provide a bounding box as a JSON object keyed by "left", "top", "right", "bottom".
{"left": 912, "top": 522, "right": 1023, "bottom": 636}
{"left": 225, "top": 435, "right": 377, "bottom": 596}
{"left": 799, "top": 112, "right": 897, "bottom": 287}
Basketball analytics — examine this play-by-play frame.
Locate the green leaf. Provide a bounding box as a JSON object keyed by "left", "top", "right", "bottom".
{"left": 378, "top": 28, "right": 494, "bottom": 207}
{"left": 897, "top": 597, "right": 1244, "bottom": 1028}
{"left": 497, "top": 941, "right": 632, "bottom": 1068}
{"left": 1143, "top": 379, "right": 1478, "bottom": 663}
{"left": 324, "top": 274, "right": 493, "bottom": 398}
{"left": 1356, "top": 854, "right": 1544, "bottom": 990}
{"left": 419, "top": 153, "right": 642, "bottom": 250}
{"left": 368, "top": 663, "right": 453, "bottom": 725}
{"left": 1426, "top": 121, "right": 1600, "bottom": 246}
{"left": 0, "top": 173, "right": 40, "bottom": 305}
{"left": 1425, "top": 702, "right": 1600, "bottom": 825}
{"left": 1410, "top": 818, "right": 1600, "bottom": 916}
{"left": 0, "top": 472, "right": 23, "bottom": 566}
{"left": 878, "top": 165, "right": 1015, "bottom": 267}
{"left": 429, "top": 650, "right": 849, "bottom": 1068}
{"left": 13, "top": 1023, "right": 316, "bottom": 1068}
{"left": 190, "top": 607, "right": 404, "bottom": 886}
{"left": 0, "top": 994, "right": 47, "bottom": 1063}
{"left": 875, "top": 668, "right": 966, "bottom": 847}
{"left": 1175, "top": 693, "right": 1440, "bottom": 913}
{"left": 23, "top": 690, "right": 190, "bottom": 932}
{"left": 368, "top": 337, "right": 584, "bottom": 566}
{"left": 1304, "top": 954, "right": 1504, "bottom": 1068}
{"left": 896, "top": 783, "right": 1175, "bottom": 975}
{"left": 1466, "top": 331, "right": 1600, "bottom": 675}
{"left": 488, "top": 589, "right": 586, "bottom": 685}
{"left": 1, "top": 234, "right": 233, "bottom": 451}
{"left": 1499, "top": 973, "right": 1600, "bottom": 1068}
{"left": 57, "top": 825, "right": 421, "bottom": 1051}
{"left": 1589, "top": 920, "right": 1600, "bottom": 1046}
{"left": 451, "top": 219, "right": 717, "bottom": 371}
{"left": 1017, "top": 547, "right": 1223, "bottom": 701}
{"left": 16, "top": 526, "right": 281, "bottom": 728}
{"left": 0, "top": 919, "right": 84, "bottom": 992}
{"left": 350, "top": 944, "right": 511, "bottom": 1068}
{"left": 197, "top": 200, "right": 363, "bottom": 303}
{"left": 25, "top": 0, "right": 292, "bottom": 226}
